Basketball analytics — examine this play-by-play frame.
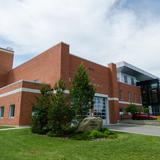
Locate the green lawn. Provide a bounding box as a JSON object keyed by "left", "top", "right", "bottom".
{"left": 0, "top": 129, "right": 160, "bottom": 160}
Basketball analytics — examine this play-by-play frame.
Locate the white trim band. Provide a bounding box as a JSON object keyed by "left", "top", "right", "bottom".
{"left": 108, "top": 97, "right": 119, "bottom": 101}
{"left": 0, "top": 88, "right": 21, "bottom": 98}
{"left": 21, "top": 88, "right": 41, "bottom": 94}
{"left": 0, "top": 80, "right": 41, "bottom": 90}
{"left": 0, "top": 88, "right": 40, "bottom": 98}
{"left": 0, "top": 87, "right": 142, "bottom": 106}
{"left": 95, "top": 93, "right": 108, "bottom": 98}
{"left": 119, "top": 100, "right": 142, "bottom": 106}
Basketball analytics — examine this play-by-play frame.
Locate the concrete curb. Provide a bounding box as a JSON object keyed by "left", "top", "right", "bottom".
{"left": 120, "top": 120, "right": 160, "bottom": 126}
{"left": 110, "top": 128, "right": 160, "bottom": 137}
{"left": 0, "top": 126, "right": 31, "bottom": 131}
{"left": 106, "top": 123, "right": 160, "bottom": 128}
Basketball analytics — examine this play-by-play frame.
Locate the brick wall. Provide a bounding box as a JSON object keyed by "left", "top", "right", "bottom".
{"left": 0, "top": 49, "right": 14, "bottom": 87}
{"left": 68, "top": 54, "right": 111, "bottom": 94}
{"left": 0, "top": 81, "right": 41, "bottom": 125}
{"left": 118, "top": 82, "right": 141, "bottom": 103}
{"left": 5, "top": 43, "right": 65, "bottom": 87}
{"left": 0, "top": 42, "right": 143, "bottom": 125}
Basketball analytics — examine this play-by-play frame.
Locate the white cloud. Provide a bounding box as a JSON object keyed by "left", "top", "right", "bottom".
{"left": 0, "top": 0, "right": 160, "bottom": 77}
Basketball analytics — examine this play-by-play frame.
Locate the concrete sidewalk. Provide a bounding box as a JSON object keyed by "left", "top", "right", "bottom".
{"left": 0, "top": 126, "right": 30, "bottom": 131}
{"left": 107, "top": 123, "right": 160, "bottom": 137}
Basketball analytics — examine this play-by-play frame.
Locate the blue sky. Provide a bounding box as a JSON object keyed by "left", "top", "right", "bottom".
{"left": 121, "top": 0, "right": 160, "bottom": 16}
{"left": 0, "top": 0, "right": 160, "bottom": 76}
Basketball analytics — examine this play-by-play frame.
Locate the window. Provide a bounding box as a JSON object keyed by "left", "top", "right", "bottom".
{"left": 151, "top": 89, "right": 158, "bottom": 103}
{"left": 119, "top": 90, "right": 123, "bottom": 100}
{"left": 151, "top": 83, "right": 158, "bottom": 89}
{"left": 128, "top": 92, "right": 132, "bottom": 102}
{"left": 9, "top": 104, "right": 15, "bottom": 118}
{"left": 94, "top": 97, "right": 107, "bottom": 120}
{"left": 0, "top": 106, "right": 4, "bottom": 118}
{"left": 133, "top": 93, "right": 136, "bottom": 102}
{"left": 124, "top": 75, "right": 128, "bottom": 83}
{"left": 150, "top": 83, "right": 158, "bottom": 104}
{"left": 131, "top": 77, "right": 135, "bottom": 85}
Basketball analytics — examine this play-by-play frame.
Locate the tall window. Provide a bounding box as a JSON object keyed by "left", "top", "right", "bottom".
{"left": 150, "top": 83, "right": 158, "bottom": 104}
{"left": 124, "top": 75, "right": 128, "bottom": 83}
{"left": 94, "top": 97, "right": 107, "bottom": 120}
{"left": 9, "top": 104, "right": 15, "bottom": 118}
{"left": 128, "top": 92, "right": 132, "bottom": 102}
{"left": 119, "top": 90, "right": 123, "bottom": 100}
{"left": 0, "top": 106, "right": 4, "bottom": 118}
{"left": 133, "top": 93, "right": 136, "bottom": 102}
{"left": 131, "top": 77, "right": 135, "bottom": 85}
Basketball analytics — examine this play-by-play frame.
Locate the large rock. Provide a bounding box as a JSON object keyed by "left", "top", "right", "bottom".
{"left": 77, "top": 117, "right": 103, "bottom": 132}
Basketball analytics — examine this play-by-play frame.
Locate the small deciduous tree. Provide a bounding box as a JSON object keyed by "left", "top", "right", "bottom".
{"left": 70, "top": 64, "right": 95, "bottom": 120}
{"left": 125, "top": 103, "right": 138, "bottom": 115}
{"left": 143, "top": 107, "right": 149, "bottom": 114}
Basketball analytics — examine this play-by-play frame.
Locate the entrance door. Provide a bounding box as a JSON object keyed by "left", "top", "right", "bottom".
{"left": 93, "top": 96, "right": 109, "bottom": 125}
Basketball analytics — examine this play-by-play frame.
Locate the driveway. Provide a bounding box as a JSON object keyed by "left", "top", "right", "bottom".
{"left": 107, "top": 123, "right": 160, "bottom": 137}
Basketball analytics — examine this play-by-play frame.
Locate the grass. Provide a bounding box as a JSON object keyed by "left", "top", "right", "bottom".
{"left": 0, "top": 129, "right": 160, "bottom": 160}
{"left": 0, "top": 125, "right": 15, "bottom": 129}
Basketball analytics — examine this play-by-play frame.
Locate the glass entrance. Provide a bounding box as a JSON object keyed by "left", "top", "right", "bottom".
{"left": 93, "top": 96, "right": 108, "bottom": 125}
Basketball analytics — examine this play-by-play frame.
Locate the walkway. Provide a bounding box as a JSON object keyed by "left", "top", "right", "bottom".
{"left": 107, "top": 123, "right": 160, "bottom": 137}
{"left": 0, "top": 126, "right": 30, "bottom": 131}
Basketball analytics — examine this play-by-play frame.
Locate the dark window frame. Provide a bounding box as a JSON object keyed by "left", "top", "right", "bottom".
{"left": 9, "top": 104, "right": 15, "bottom": 118}
{"left": 0, "top": 106, "right": 4, "bottom": 118}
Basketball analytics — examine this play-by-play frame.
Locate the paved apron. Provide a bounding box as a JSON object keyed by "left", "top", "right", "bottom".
{"left": 107, "top": 123, "right": 160, "bottom": 137}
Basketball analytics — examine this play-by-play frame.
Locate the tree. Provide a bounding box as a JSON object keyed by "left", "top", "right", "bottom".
{"left": 47, "top": 79, "right": 74, "bottom": 136}
{"left": 32, "top": 84, "right": 52, "bottom": 134}
{"left": 70, "top": 64, "right": 95, "bottom": 120}
{"left": 143, "top": 107, "right": 149, "bottom": 114}
{"left": 125, "top": 103, "right": 138, "bottom": 114}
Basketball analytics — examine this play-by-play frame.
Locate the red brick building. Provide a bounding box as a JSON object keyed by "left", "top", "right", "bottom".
{"left": 0, "top": 42, "right": 158, "bottom": 126}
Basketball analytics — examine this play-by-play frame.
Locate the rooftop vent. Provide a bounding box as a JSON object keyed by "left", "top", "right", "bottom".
{"left": 0, "top": 46, "right": 14, "bottom": 53}
{"left": 6, "top": 47, "right": 14, "bottom": 51}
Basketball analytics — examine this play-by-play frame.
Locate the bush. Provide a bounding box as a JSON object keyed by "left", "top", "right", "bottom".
{"left": 107, "top": 134, "right": 118, "bottom": 139}
{"left": 47, "top": 131, "right": 57, "bottom": 137}
{"left": 88, "top": 130, "right": 104, "bottom": 139}
{"left": 70, "top": 131, "right": 90, "bottom": 140}
{"left": 63, "top": 126, "right": 77, "bottom": 135}
{"left": 47, "top": 126, "right": 77, "bottom": 137}
{"left": 103, "top": 129, "right": 111, "bottom": 136}
{"left": 70, "top": 129, "right": 118, "bottom": 140}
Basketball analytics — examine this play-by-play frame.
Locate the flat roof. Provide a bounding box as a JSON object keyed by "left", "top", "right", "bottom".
{"left": 116, "top": 61, "right": 159, "bottom": 81}
{"left": 0, "top": 47, "right": 14, "bottom": 54}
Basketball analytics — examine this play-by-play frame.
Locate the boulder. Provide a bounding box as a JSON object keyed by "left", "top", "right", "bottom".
{"left": 77, "top": 117, "right": 103, "bottom": 132}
